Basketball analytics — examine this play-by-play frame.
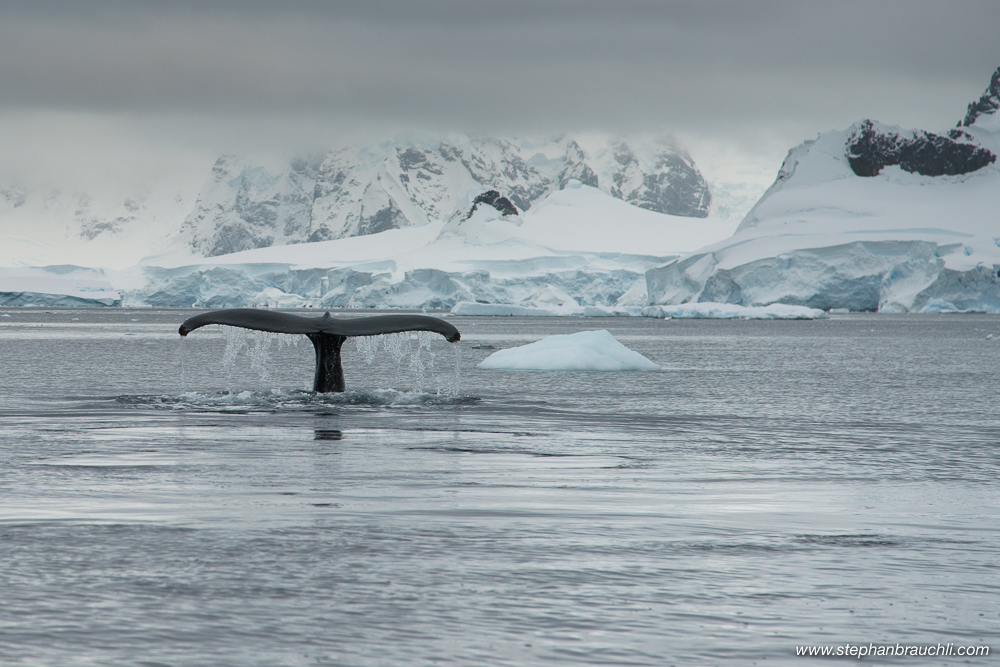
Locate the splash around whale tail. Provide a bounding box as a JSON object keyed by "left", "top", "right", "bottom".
{"left": 179, "top": 309, "right": 461, "bottom": 392}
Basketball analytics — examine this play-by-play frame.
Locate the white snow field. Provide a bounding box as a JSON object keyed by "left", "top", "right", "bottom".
{"left": 640, "top": 302, "right": 827, "bottom": 320}
{"left": 646, "top": 69, "right": 1000, "bottom": 314}
{"left": 477, "top": 330, "right": 660, "bottom": 371}
{"left": 30, "top": 182, "right": 731, "bottom": 310}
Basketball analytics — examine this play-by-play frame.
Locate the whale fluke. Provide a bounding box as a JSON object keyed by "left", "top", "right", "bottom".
{"left": 178, "top": 309, "right": 460, "bottom": 392}
{"left": 178, "top": 308, "right": 460, "bottom": 341}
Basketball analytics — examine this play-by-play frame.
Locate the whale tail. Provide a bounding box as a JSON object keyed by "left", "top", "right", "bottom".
{"left": 308, "top": 332, "right": 346, "bottom": 393}
{"left": 178, "top": 309, "right": 460, "bottom": 392}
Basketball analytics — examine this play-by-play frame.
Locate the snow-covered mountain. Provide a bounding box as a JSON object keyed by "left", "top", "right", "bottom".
{"left": 0, "top": 133, "right": 715, "bottom": 269}
{"left": 0, "top": 178, "right": 198, "bottom": 269}
{"left": 122, "top": 181, "right": 736, "bottom": 310}
{"left": 646, "top": 66, "right": 1000, "bottom": 313}
{"left": 176, "top": 134, "right": 712, "bottom": 258}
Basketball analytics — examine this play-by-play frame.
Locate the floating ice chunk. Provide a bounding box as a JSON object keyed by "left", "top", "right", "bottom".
{"left": 641, "top": 302, "right": 827, "bottom": 320}
{"left": 450, "top": 301, "right": 640, "bottom": 317}
{"left": 581, "top": 305, "right": 616, "bottom": 317}
{"left": 917, "top": 298, "right": 988, "bottom": 314}
{"left": 478, "top": 330, "right": 660, "bottom": 371}
{"left": 451, "top": 301, "right": 578, "bottom": 316}
{"left": 524, "top": 284, "right": 577, "bottom": 307}
{"left": 918, "top": 298, "right": 960, "bottom": 313}
{"left": 248, "top": 287, "right": 311, "bottom": 308}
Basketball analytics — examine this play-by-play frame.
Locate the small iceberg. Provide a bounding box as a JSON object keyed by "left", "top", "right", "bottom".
{"left": 477, "top": 330, "right": 660, "bottom": 371}
{"left": 641, "top": 302, "right": 827, "bottom": 320}
{"left": 449, "top": 301, "right": 643, "bottom": 317}
{"left": 917, "top": 298, "right": 988, "bottom": 314}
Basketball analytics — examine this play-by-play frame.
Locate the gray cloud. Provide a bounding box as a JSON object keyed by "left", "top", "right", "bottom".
{"left": 1, "top": 1, "right": 998, "bottom": 160}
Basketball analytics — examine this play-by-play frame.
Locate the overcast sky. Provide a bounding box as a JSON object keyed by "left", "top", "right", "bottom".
{"left": 2, "top": 0, "right": 999, "bottom": 184}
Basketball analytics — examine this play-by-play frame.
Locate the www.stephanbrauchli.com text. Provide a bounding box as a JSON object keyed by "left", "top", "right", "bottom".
{"left": 796, "top": 642, "right": 989, "bottom": 658}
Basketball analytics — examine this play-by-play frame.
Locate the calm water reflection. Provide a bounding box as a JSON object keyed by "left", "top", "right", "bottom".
{"left": 0, "top": 309, "right": 997, "bottom": 665}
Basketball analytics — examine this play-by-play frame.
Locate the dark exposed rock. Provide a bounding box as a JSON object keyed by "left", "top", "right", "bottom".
{"left": 438, "top": 143, "right": 462, "bottom": 162}
{"left": 610, "top": 141, "right": 711, "bottom": 217}
{"left": 846, "top": 120, "right": 996, "bottom": 177}
{"left": 307, "top": 226, "right": 334, "bottom": 243}
{"left": 961, "top": 66, "right": 1000, "bottom": 127}
{"left": 636, "top": 152, "right": 712, "bottom": 218}
{"left": 80, "top": 220, "right": 123, "bottom": 240}
{"left": 234, "top": 188, "right": 278, "bottom": 229}
{"left": 208, "top": 223, "right": 274, "bottom": 257}
{"left": 465, "top": 190, "right": 518, "bottom": 219}
{"left": 398, "top": 148, "right": 444, "bottom": 176}
{"left": 397, "top": 148, "right": 427, "bottom": 171}
{"left": 457, "top": 138, "right": 552, "bottom": 212}
{"left": 194, "top": 156, "right": 322, "bottom": 256}
{"left": 75, "top": 192, "right": 140, "bottom": 240}
{"left": 314, "top": 167, "right": 346, "bottom": 200}
{"left": 357, "top": 201, "right": 403, "bottom": 236}
{"left": 559, "top": 140, "right": 599, "bottom": 189}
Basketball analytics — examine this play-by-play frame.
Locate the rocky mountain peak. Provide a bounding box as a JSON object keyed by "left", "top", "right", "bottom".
{"left": 178, "top": 134, "right": 713, "bottom": 257}
{"left": 465, "top": 190, "right": 518, "bottom": 220}
{"left": 558, "top": 140, "right": 599, "bottom": 189}
{"left": 961, "top": 66, "right": 1000, "bottom": 127}
{"left": 846, "top": 119, "right": 996, "bottom": 177}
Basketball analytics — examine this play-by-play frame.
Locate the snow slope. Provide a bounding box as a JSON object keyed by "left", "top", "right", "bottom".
{"left": 646, "top": 67, "right": 1000, "bottom": 313}
{"left": 126, "top": 183, "right": 736, "bottom": 309}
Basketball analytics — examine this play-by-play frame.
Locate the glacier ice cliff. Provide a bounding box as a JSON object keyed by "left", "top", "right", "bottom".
{"left": 133, "top": 263, "right": 645, "bottom": 311}
{"left": 646, "top": 66, "right": 1000, "bottom": 313}
{"left": 115, "top": 183, "right": 735, "bottom": 310}
{"left": 0, "top": 267, "right": 121, "bottom": 307}
{"left": 647, "top": 240, "right": 1000, "bottom": 313}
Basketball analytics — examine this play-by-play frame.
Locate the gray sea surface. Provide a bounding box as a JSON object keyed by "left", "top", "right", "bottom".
{"left": 0, "top": 309, "right": 998, "bottom": 666}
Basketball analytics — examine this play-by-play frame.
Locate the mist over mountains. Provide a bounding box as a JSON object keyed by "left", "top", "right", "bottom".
{"left": 0, "top": 133, "right": 717, "bottom": 267}
{"left": 4, "top": 62, "right": 1000, "bottom": 314}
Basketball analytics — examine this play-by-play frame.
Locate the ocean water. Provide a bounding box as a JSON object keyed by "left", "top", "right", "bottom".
{"left": 0, "top": 309, "right": 997, "bottom": 666}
